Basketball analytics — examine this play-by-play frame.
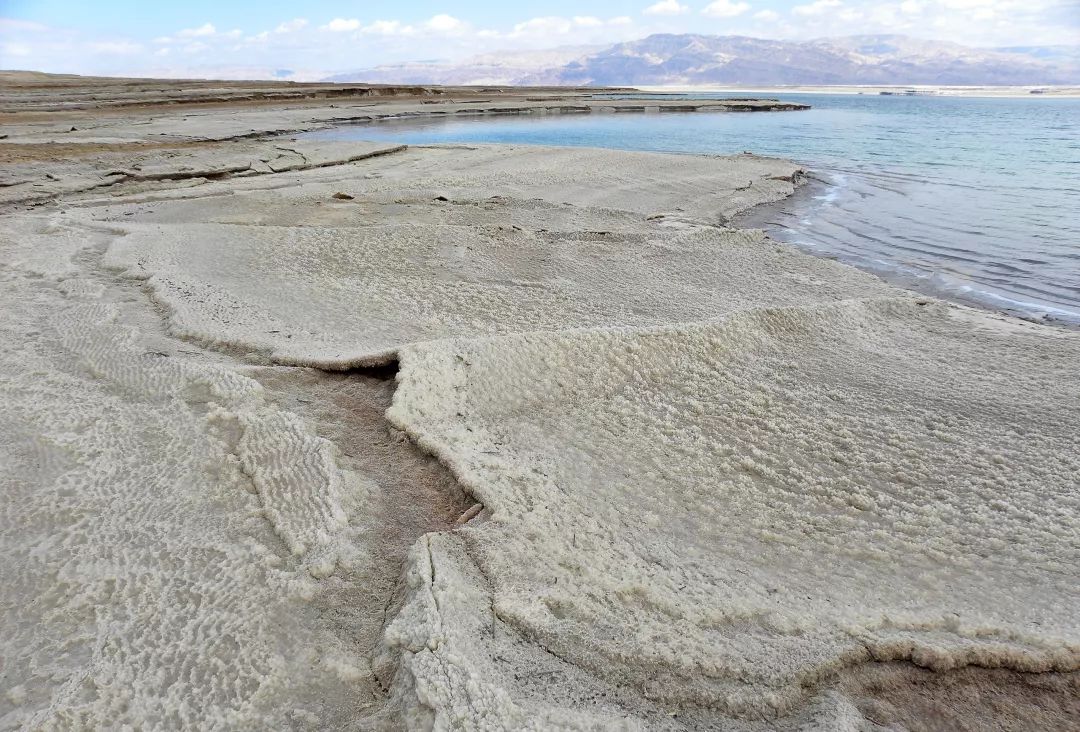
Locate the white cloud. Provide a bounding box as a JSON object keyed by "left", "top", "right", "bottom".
{"left": 938, "top": 0, "right": 994, "bottom": 8}
{"left": 157, "top": 23, "right": 239, "bottom": 45}
{"left": 322, "top": 18, "right": 361, "bottom": 32}
{"left": 4, "top": 0, "right": 1078, "bottom": 77}
{"left": 426, "top": 14, "right": 464, "bottom": 33}
{"left": 702, "top": 0, "right": 752, "bottom": 18}
{"left": 274, "top": 18, "right": 308, "bottom": 34}
{"left": 363, "top": 20, "right": 409, "bottom": 36}
{"left": 793, "top": 0, "right": 843, "bottom": 17}
{"left": 644, "top": 0, "right": 689, "bottom": 15}
{"left": 178, "top": 23, "right": 216, "bottom": 38}
{"left": 89, "top": 41, "right": 142, "bottom": 54}
{"left": 2, "top": 42, "right": 32, "bottom": 56}
{"left": 760, "top": 0, "right": 1076, "bottom": 46}
{"left": 494, "top": 14, "right": 635, "bottom": 42}
{"left": 508, "top": 15, "right": 634, "bottom": 38}
{"left": 0, "top": 18, "right": 50, "bottom": 33}
{"left": 512, "top": 16, "right": 575, "bottom": 35}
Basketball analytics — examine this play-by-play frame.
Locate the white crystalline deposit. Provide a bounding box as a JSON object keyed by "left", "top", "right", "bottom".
{"left": 0, "top": 217, "right": 367, "bottom": 728}
{"left": 95, "top": 147, "right": 823, "bottom": 368}
{"left": 47, "top": 289, "right": 355, "bottom": 579}
{"left": 351, "top": 145, "right": 802, "bottom": 223}
{"left": 102, "top": 208, "right": 886, "bottom": 371}
{"left": 6, "top": 140, "right": 1080, "bottom": 730}
{"left": 104, "top": 222, "right": 889, "bottom": 368}
{"left": 387, "top": 298, "right": 1080, "bottom": 720}
{"left": 379, "top": 533, "right": 648, "bottom": 731}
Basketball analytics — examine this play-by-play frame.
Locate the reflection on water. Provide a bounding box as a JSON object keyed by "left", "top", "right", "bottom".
{"left": 305, "top": 93, "right": 1080, "bottom": 325}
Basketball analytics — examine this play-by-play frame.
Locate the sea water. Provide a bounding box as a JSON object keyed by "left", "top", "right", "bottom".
{"left": 306, "top": 93, "right": 1080, "bottom": 325}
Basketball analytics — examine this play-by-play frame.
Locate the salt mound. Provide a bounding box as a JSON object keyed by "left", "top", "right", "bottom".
{"left": 387, "top": 298, "right": 1080, "bottom": 722}
{"left": 92, "top": 145, "right": 842, "bottom": 369}
{"left": 103, "top": 221, "right": 891, "bottom": 368}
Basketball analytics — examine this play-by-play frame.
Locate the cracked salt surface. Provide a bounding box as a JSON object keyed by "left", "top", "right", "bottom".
{"left": 3, "top": 142, "right": 1079, "bottom": 730}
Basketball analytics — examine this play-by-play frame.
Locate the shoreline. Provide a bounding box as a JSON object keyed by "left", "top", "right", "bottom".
{"left": 633, "top": 83, "right": 1080, "bottom": 98}
{"left": 299, "top": 106, "right": 1080, "bottom": 332}
{"left": 0, "top": 73, "right": 804, "bottom": 209}
{"left": 734, "top": 172, "right": 1080, "bottom": 330}
{"left": 2, "top": 74, "right": 1078, "bottom": 730}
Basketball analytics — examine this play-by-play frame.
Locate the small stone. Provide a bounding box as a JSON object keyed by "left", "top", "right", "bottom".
{"left": 331, "top": 192, "right": 354, "bottom": 200}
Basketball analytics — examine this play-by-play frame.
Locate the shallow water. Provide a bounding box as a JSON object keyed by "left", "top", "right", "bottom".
{"left": 306, "top": 93, "right": 1080, "bottom": 325}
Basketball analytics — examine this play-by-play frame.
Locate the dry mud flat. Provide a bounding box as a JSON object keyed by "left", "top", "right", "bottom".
{"left": 1, "top": 82, "right": 1078, "bottom": 730}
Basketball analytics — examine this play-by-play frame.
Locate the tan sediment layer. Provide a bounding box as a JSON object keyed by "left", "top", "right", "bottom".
{"left": 0, "top": 74, "right": 806, "bottom": 210}
{"left": 1, "top": 80, "right": 1077, "bottom": 730}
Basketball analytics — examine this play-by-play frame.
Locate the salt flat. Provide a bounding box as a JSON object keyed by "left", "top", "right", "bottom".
{"left": 1, "top": 77, "right": 1077, "bottom": 730}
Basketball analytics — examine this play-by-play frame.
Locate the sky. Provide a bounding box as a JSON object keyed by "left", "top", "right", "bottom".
{"left": 1, "top": 0, "right": 1078, "bottom": 78}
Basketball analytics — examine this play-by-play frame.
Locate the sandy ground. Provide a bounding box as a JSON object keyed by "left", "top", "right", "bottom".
{"left": 1, "top": 75, "right": 1078, "bottom": 730}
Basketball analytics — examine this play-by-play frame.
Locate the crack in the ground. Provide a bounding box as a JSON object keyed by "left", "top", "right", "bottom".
{"left": 53, "top": 216, "right": 472, "bottom": 724}
{"left": 2, "top": 143, "right": 409, "bottom": 211}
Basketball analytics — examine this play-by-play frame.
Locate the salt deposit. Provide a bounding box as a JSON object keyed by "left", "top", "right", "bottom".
{"left": 0, "top": 218, "right": 367, "bottom": 728}
{"left": 388, "top": 298, "right": 1080, "bottom": 725}
{"left": 3, "top": 105, "right": 1078, "bottom": 730}
{"left": 99, "top": 146, "right": 883, "bottom": 368}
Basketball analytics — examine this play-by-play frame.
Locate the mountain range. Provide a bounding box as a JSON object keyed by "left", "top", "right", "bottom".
{"left": 326, "top": 34, "right": 1080, "bottom": 86}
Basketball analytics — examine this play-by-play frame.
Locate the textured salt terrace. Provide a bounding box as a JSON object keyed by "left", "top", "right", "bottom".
{"left": 101, "top": 146, "right": 879, "bottom": 368}
{"left": 0, "top": 245, "right": 367, "bottom": 727}
{"left": 4, "top": 141, "right": 1080, "bottom": 729}
{"left": 388, "top": 299, "right": 1080, "bottom": 725}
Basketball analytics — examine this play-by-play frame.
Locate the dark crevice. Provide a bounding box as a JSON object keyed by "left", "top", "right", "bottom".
{"left": 335, "top": 359, "right": 400, "bottom": 381}
{"left": 64, "top": 223, "right": 466, "bottom": 724}
{"left": 249, "top": 364, "right": 473, "bottom": 724}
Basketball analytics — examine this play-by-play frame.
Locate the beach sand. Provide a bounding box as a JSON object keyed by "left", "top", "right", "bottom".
{"left": 1, "top": 75, "right": 1077, "bottom": 730}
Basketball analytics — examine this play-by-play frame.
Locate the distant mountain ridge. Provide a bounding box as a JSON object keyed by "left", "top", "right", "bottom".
{"left": 329, "top": 34, "right": 1079, "bottom": 86}
{"left": 323, "top": 45, "right": 604, "bottom": 86}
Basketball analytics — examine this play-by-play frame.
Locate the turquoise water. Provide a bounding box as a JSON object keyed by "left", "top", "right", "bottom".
{"left": 306, "top": 94, "right": 1080, "bottom": 325}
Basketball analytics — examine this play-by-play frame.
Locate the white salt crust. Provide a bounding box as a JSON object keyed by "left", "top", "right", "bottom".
{"left": 386, "top": 298, "right": 1080, "bottom": 725}
{"left": 4, "top": 144, "right": 1079, "bottom": 729}
{"left": 1, "top": 217, "right": 366, "bottom": 728}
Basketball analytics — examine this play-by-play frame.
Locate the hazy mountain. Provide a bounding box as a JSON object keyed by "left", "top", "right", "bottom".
{"left": 993, "top": 45, "right": 1080, "bottom": 65}
{"left": 324, "top": 46, "right": 602, "bottom": 86}
{"left": 328, "top": 34, "right": 1079, "bottom": 86}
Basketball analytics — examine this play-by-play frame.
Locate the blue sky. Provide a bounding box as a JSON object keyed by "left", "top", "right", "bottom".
{"left": 2, "top": 1, "right": 1077, "bottom": 77}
